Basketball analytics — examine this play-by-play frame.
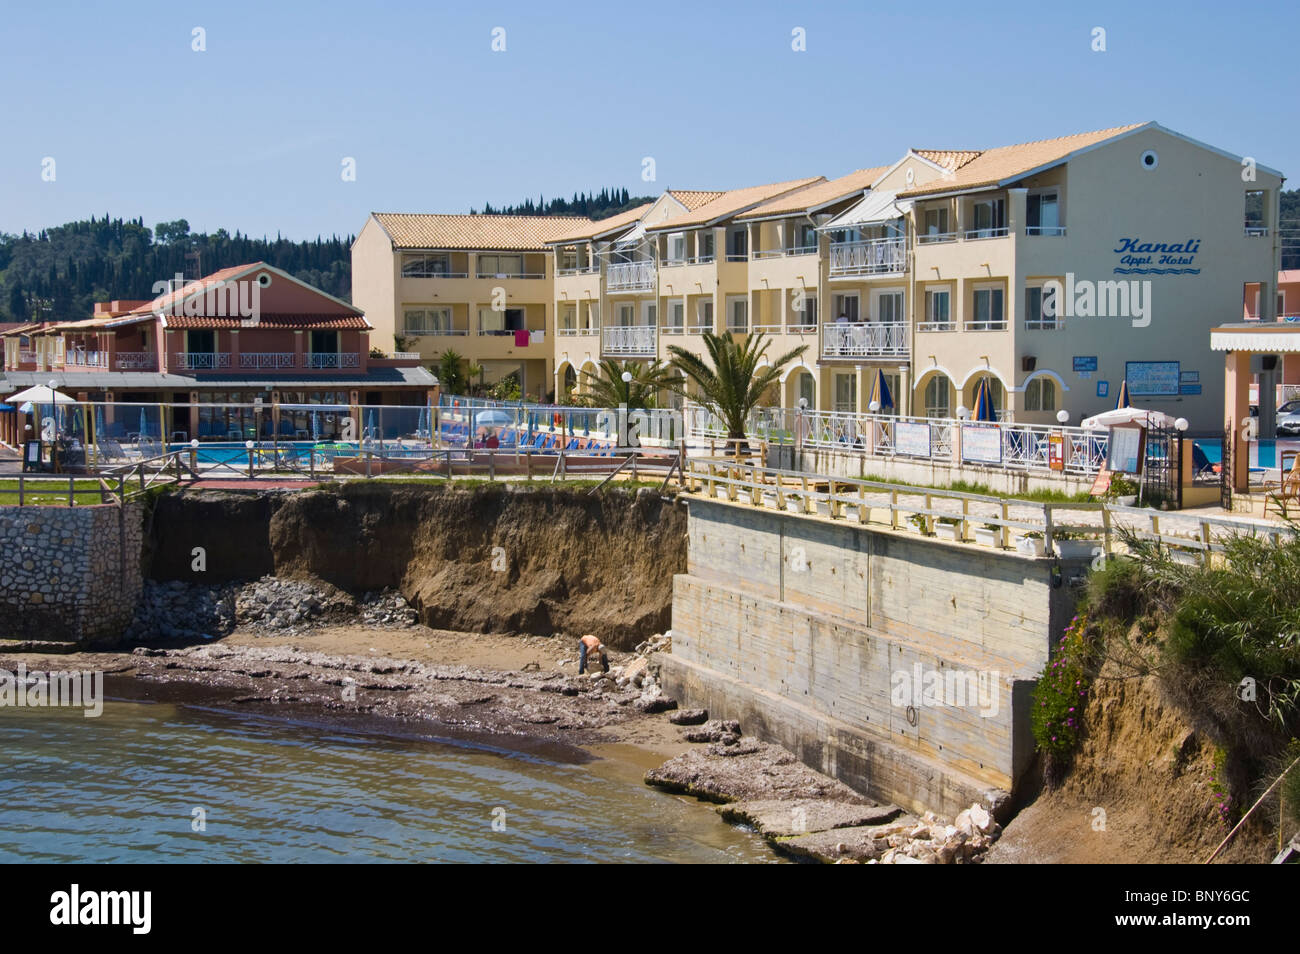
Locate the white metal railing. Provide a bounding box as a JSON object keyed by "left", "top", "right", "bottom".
{"left": 602, "top": 325, "right": 657, "bottom": 356}
{"left": 114, "top": 351, "right": 157, "bottom": 370}
{"left": 684, "top": 403, "right": 1112, "bottom": 478}
{"left": 964, "top": 226, "right": 1009, "bottom": 240}
{"left": 556, "top": 264, "right": 600, "bottom": 276}
{"left": 687, "top": 323, "right": 713, "bottom": 334}
{"left": 390, "top": 352, "right": 420, "bottom": 360}
{"left": 682, "top": 457, "right": 1294, "bottom": 560}
{"left": 964, "top": 319, "right": 1008, "bottom": 331}
{"left": 787, "top": 323, "right": 817, "bottom": 334}
{"left": 66, "top": 350, "right": 108, "bottom": 368}
{"left": 822, "top": 322, "right": 909, "bottom": 357}
{"left": 606, "top": 261, "right": 656, "bottom": 291}
{"left": 916, "top": 232, "right": 958, "bottom": 245}
{"left": 18, "top": 349, "right": 38, "bottom": 363}
{"left": 1282, "top": 384, "right": 1300, "bottom": 404}
{"left": 173, "top": 352, "right": 231, "bottom": 370}
{"left": 1024, "top": 319, "right": 1062, "bottom": 331}
{"left": 405, "top": 327, "right": 467, "bottom": 336}
{"left": 306, "top": 352, "right": 360, "bottom": 369}
{"left": 475, "top": 271, "right": 545, "bottom": 279}
{"left": 1245, "top": 226, "right": 1269, "bottom": 237}
{"left": 240, "top": 352, "right": 296, "bottom": 370}
{"left": 751, "top": 323, "right": 783, "bottom": 333}
{"left": 917, "top": 321, "right": 956, "bottom": 332}
{"left": 829, "top": 237, "right": 906, "bottom": 276}
{"left": 1025, "top": 226, "right": 1067, "bottom": 237}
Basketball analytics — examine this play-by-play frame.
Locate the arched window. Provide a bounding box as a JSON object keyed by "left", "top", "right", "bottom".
{"left": 924, "top": 374, "right": 951, "bottom": 418}
{"left": 797, "top": 371, "right": 815, "bottom": 408}
{"left": 562, "top": 365, "right": 577, "bottom": 395}
{"left": 968, "top": 374, "right": 1004, "bottom": 413}
{"left": 1025, "top": 377, "right": 1057, "bottom": 412}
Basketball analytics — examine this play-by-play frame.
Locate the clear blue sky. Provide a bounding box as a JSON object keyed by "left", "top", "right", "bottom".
{"left": 1, "top": 0, "right": 1296, "bottom": 241}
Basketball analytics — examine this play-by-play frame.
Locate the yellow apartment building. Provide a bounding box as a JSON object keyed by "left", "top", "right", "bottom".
{"left": 352, "top": 213, "right": 590, "bottom": 401}
{"left": 355, "top": 122, "right": 1284, "bottom": 430}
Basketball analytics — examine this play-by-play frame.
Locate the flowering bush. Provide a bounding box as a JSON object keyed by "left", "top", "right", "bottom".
{"left": 1032, "top": 613, "right": 1094, "bottom": 770}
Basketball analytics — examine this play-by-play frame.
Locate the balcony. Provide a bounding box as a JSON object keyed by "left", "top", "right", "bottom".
{"left": 173, "top": 352, "right": 231, "bottom": 371}
{"left": 114, "top": 351, "right": 157, "bottom": 370}
{"left": 963, "top": 226, "right": 1009, "bottom": 241}
{"left": 606, "top": 261, "right": 656, "bottom": 291}
{"left": 240, "top": 352, "right": 296, "bottom": 370}
{"left": 475, "top": 270, "right": 545, "bottom": 279}
{"left": 822, "top": 322, "right": 909, "bottom": 358}
{"left": 963, "top": 319, "right": 1007, "bottom": 332}
{"left": 64, "top": 350, "right": 108, "bottom": 369}
{"left": 557, "top": 264, "right": 600, "bottom": 276}
{"left": 829, "top": 237, "right": 907, "bottom": 277}
{"left": 601, "top": 325, "right": 657, "bottom": 357}
{"left": 305, "top": 352, "right": 360, "bottom": 369}
{"left": 404, "top": 327, "right": 469, "bottom": 337}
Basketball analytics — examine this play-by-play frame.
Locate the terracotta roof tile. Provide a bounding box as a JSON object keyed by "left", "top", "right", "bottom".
{"left": 737, "top": 167, "right": 891, "bottom": 220}
{"left": 667, "top": 190, "right": 727, "bottom": 210}
{"left": 372, "top": 213, "right": 591, "bottom": 250}
{"left": 163, "top": 314, "right": 370, "bottom": 330}
{"left": 912, "top": 150, "right": 983, "bottom": 172}
{"left": 549, "top": 203, "right": 655, "bottom": 244}
{"left": 648, "top": 177, "right": 825, "bottom": 231}
{"left": 901, "top": 123, "right": 1151, "bottom": 197}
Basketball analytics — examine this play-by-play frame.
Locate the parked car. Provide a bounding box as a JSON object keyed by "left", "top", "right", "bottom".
{"left": 1277, "top": 400, "right": 1300, "bottom": 437}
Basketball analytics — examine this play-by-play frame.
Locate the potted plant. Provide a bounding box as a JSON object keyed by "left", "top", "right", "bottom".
{"left": 935, "top": 515, "right": 962, "bottom": 541}
{"left": 1016, "top": 530, "right": 1046, "bottom": 557}
{"left": 975, "top": 522, "right": 1000, "bottom": 548}
{"left": 1052, "top": 530, "right": 1099, "bottom": 561}
{"left": 907, "top": 512, "right": 929, "bottom": 535}
{"left": 1107, "top": 474, "right": 1139, "bottom": 507}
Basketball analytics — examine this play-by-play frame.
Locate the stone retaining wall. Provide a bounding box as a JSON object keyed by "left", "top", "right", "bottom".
{"left": 0, "top": 503, "right": 143, "bottom": 645}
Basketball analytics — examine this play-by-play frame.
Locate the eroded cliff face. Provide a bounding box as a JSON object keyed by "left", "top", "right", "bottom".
{"left": 148, "top": 484, "right": 685, "bottom": 648}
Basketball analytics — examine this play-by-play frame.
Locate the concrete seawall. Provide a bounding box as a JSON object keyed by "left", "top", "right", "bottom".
{"left": 0, "top": 503, "right": 144, "bottom": 646}
{"left": 658, "top": 496, "right": 1078, "bottom": 818}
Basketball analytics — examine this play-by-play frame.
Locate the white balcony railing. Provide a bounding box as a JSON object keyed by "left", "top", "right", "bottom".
{"left": 114, "top": 351, "right": 157, "bottom": 370}
{"left": 601, "top": 325, "right": 657, "bottom": 356}
{"left": 240, "top": 352, "right": 296, "bottom": 370}
{"left": 829, "top": 236, "right": 907, "bottom": 276}
{"left": 174, "top": 352, "right": 231, "bottom": 370}
{"left": 964, "top": 319, "right": 1008, "bottom": 332}
{"left": 66, "top": 350, "right": 108, "bottom": 368}
{"left": 390, "top": 352, "right": 420, "bottom": 360}
{"left": 18, "top": 349, "right": 38, "bottom": 364}
{"left": 822, "top": 321, "right": 909, "bottom": 358}
{"left": 606, "top": 261, "right": 656, "bottom": 291}
{"left": 963, "top": 226, "right": 1009, "bottom": 240}
{"left": 404, "top": 327, "right": 468, "bottom": 336}
{"left": 306, "top": 352, "right": 360, "bottom": 369}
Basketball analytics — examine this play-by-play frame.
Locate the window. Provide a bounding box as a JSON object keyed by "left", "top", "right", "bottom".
{"left": 968, "top": 198, "right": 1006, "bottom": 238}
{"left": 478, "top": 254, "right": 524, "bottom": 277}
{"left": 922, "top": 206, "right": 951, "bottom": 242}
{"left": 727, "top": 228, "right": 748, "bottom": 261}
{"left": 560, "top": 306, "right": 577, "bottom": 333}
{"left": 693, "top": 300, "right": 713, "bottom": 333}
{"left": 1280, "top": 290, "right": 1288, "bottom": 318}
{"left": 792, "top": 293, "right": 817, "bottom": 330}
{"left": 971, "top": 287, "right": 1006, "bottom": 330}
{"left": 559, "top": 249, "right": 577, "bottom": 271}
{"left": 404, "top": 307, "right": 453, "bottom": 335}
{"left": 876, "top": 291, "right": 904, "bottom": 324}
{"left": 310, "top": 331, "right": 338, "bottom": 354}
{"left": 643, "top": 302, "right": 657, "bottom": 326}
{"left": 832, "top": 292, "right": 860, "bottom": 322}
{"left": 1245, "top": 191, "right": 1267, "bottom": 236}
{"left": 617, "top": 303, "right": 634, "bottom": 326}
{"left": 1024, "top": 377, "right": 1057, "bottom": 412}
{"left": 968, "top": 375, "right": 1004, "bottom": 414}
{"left": 797, "top": 371, "right": 815, "bottom": 408}
{"left": 697, "top": 231, "right": 715, "bottom": 262}
{"left": 187, "top": 330, "right": 215, "bottom": 354}
{"left": 667, "top": 233, "right": 686, "bottom": 263}
{"left": 924, "top": 375, "right": 951, "bottom": 418}
{"left": 791, "top": 224, "right": 817, "bottom": 253}
{"left": 923, "top": 289, "right": 952, "bottom": 330}
{"left": 402, "top": 253, "right": 452, "bottom": 277}
{"left": 834, "top": 372, "right": 857, "bottom": 412}
{"left": 478, "top": 307, "right": 522, "bottom": 333}
{"left": 667, "top": 301, "right": 685, "bottom": 333}
{"left": 1024, "top": 286, "right": 1058, "bottom": 330}
{"left": 1026, "top": 190, "right": 1062, "bottom": 235}
{"left": 727, "top": 297, "right": 748, "bottom": 332}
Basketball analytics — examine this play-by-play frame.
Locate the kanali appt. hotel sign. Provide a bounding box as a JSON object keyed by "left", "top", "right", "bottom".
{"left": 1113, "top": 237, "right": 1202, "bottom": 275}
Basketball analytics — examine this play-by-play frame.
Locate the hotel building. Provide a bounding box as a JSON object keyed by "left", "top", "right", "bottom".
{"left": 358, "top": 122, "right": 1283, "bottom": 430}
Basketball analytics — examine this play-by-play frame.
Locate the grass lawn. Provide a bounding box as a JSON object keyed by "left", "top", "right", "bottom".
{"left": 0, "top": 478, "right": 117, "bottom": 506}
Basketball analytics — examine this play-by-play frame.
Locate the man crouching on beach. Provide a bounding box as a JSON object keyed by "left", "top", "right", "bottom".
{"left": 578, "top": 634, "right": 609, "bottom": 675}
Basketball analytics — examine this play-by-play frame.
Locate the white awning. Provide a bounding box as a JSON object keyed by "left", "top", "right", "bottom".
{"left": 821, "top": 189, "right": 912, "bottom": 231}
{"left": 1210, "top": 324, "right": 1300, "bottom": 353}
{"left": 613, "top": 222, "right": 646, "bottom": 247}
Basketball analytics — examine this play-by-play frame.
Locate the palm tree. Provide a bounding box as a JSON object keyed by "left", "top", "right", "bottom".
{"left": 436, "top": 349, "right": 468, "bottom": 396}
{"left": 667, "top": 331, "right": 807, "bottom": 452}
{"left": 577, "top": 359, "right": 683, "bottom": 410}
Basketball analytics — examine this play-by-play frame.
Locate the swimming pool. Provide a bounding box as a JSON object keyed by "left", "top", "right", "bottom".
{"left": 168, "top": 441, "right": 359, "bottom": 463}
{"left": 1194, "top": 438, "right": 1300, "bottom": 470}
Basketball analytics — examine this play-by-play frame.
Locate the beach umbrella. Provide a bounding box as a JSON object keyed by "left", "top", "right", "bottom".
{"left": 868, "top": 369, "right": 894, "bottom": 411}
{"left": 139, "top": 408, "right": 149, "bottom": 440}
{"left": 1081, "top": 407, "right": 1177, "bottom": 430}
{"left": 1114, "top": 380, "right": 1131, "bottom": 410}
{"left": 972, "top": 378, "right": 997, "bottom": 422}
{"left": 5, "top": 384, "right": 76, "bottom": 405}
{"left": 367, "top": 409, "right": 376, "bottom": 441}
{"left": 475, "top": 409, "right": 514, "bottom": 428}
{"left": 95, "top": 405, "right": 105, "bottom": 442}
{"left": 312, "top": 409, "right": 321, "bottom": 441}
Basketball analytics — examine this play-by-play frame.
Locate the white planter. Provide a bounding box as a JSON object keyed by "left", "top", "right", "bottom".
{"left": 1016, "top": 537, "right": 1046, "bottom": 557}
{"left": 935, "top": 523, "right": 961, "bottom": 541}
{"left": 975, "top": 528, "right": 998, "bottom": 548}
{"left": 1053, "top": 540, "right": 1098, "bottom": 561}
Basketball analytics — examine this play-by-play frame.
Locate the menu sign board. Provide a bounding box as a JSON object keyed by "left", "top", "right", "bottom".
{"left": 894, "top": 421, "right": 932, "bottom": 458}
